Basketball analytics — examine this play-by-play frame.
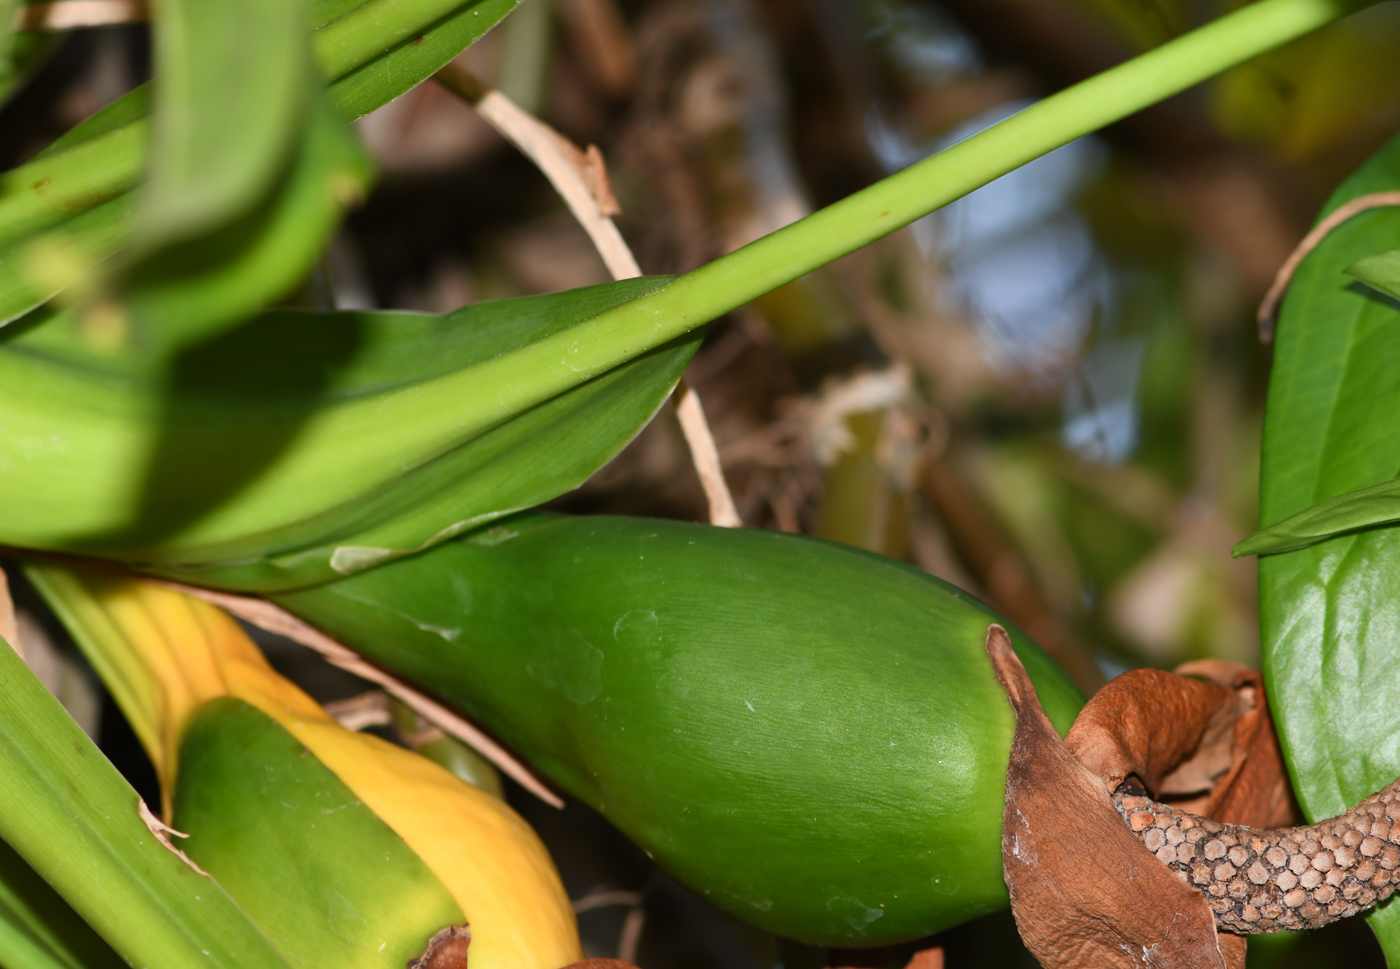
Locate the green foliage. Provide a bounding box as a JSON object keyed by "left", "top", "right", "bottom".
{"left": 0, "top": 278, "right": 699, "bottom": 590}
{"left": 140, "top": 0, "right": 311, "bottom": 249}
{"left": 0, "top": 637, "right": 296, "bottom": 969}
{"left": 1256, "top": 132, "right": 1400, "bottom": 959}
{"left": 1348, "top": 247, "right": 1400, "bottom": 301}
{"left": 0, "top": 840, "right": 124, "bottom": 969}
{"left": 1236, "top": 473, "right": 1400, "bottom": 556}
{"left": 174, "top": 699, "right": 465, "bottom": 969}
{"left": 276, "top": 514, "right": 1085, "bottom": 945}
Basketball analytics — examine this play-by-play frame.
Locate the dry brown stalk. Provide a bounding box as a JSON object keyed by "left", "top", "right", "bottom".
{"left": 13, "top": 0, "right": 147, "bottom": 30}
{"left": 435, "top": 61, "right": 742, "bottom": 528}
{"left": 1256, "top": 190, "right": 1400, "bottom": 341}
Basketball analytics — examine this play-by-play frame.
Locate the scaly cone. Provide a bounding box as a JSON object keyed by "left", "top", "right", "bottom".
{"left": 24, "top": 560, "right": 583, "bottom": 969}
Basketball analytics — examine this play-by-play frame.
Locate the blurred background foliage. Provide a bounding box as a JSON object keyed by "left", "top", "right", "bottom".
{"left": 3, "top": 0, "right": 1400, "bottom": 965}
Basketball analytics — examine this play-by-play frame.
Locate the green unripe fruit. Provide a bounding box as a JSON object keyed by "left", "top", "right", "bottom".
{"left": 276, "top": 514, "right": 1085, "bottom": 945}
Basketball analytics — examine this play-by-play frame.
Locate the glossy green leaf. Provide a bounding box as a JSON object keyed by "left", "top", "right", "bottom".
{"left": 1347, "top": 247, "right": 1400, "bottom": 301}
{"left": 140, "top": 0, "right": 310, "bottom": 248}
{"left": 1256, "top": 132, "right": 1400, "bottom": 958}
{"left": 0, "top": 636, "right": 296, "bottom": 969}
{"left": 1234, "top": 473, "right": 1400, "bottom": 555}
{"left": 0, "top": 839, "right": 125, "bottom": 969}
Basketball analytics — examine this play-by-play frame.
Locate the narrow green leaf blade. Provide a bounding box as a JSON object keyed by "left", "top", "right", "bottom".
{"left": 1234, "top": 474, "right": 1400, "bottom": 556}
{"left": 0, "top": 839, "right": 125, "bottom": 969}
{"left": 1257, "top": 132, "right": 1400, "bottom": 959}
{"left": 1347, "top": 248, "right": 1400, "bottom": 301}
{"left": 0, "top": 636, "right": 296, "bottom": 969}
{"left": 326, "top": 0, "right": 522, "bottom": 121}
{"left": 141, "top": 0, "right": 311, "bottom": 246}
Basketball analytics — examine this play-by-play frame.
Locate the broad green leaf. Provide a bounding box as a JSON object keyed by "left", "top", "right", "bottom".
{"left": 0, "top": 122, "right": 145, "bottom": 250}
{"left": 1348, "top": 247, "right": 1400, "bottom": 301}
{"left": 0, "top": 839, "right": 125, "bottom": 969}
{"left": 140, "top": 0, "right": 311, "bottom": 248}
{"left": 1235, "top": 473, "right": 1400, "bottom": 555}
{"left": 1257, "top": 132, "right": 1400, "bottom": 959}
{"left": 0, "top": 277, "right": 699, "bottom": 591}
{"left": 122, "top": 95, "right": 372, "bottom": 333}
{"left": 0, "top": 636, "right": 296, "bottom": 969}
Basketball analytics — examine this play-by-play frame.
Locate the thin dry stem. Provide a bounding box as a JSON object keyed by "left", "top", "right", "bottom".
{"left": 436, "top": 63, "right": 639, "bottom": 280}
{"left": 13, "top": 0, "right": 147, "bottom": 30}
{"left": 323, "top": 689, "right": 393, "bottom": 731}
{"left": 436, "top": 62, "right": 743, "bottom": 527}
{"left": 153, "top": 580, "right": 566, "bottom": 809}
{"left": 676, "top": 378, "right": 743, "bottom": 526}
{"left": 1257, "top": 190, "right": 1400, "bottom": 341}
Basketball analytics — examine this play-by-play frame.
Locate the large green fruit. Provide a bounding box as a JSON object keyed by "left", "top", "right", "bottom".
{"left": 276, "top": 514, "right": 1085, "bottom": 945}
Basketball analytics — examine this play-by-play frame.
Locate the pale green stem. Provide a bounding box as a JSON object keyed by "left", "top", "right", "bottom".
{"left": 520, "top": 0, "right": 1366, "bottom": 377}
{"left": 212, "top": 0, "right": 1372, "bottom": 512}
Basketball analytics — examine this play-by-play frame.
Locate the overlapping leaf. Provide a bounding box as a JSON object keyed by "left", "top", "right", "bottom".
{"left": 0, "top": 0, "right": 522, "bottom": 329}
{"left": 1256, "top": 132, "right": 1400, "bottom": 958}
{"left": 0, "top": 634, "right": 296, "bottom": 969}
{"left": 0, "top": 277, "right": 698, "bottom": 591}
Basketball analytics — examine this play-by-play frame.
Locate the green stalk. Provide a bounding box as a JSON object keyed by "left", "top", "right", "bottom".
{"left": 476, "top": 0, "right": 1363, "bottom": 383}
{"left": 95, "top": 0, "right": 1363, "bottom": 541}
{"left": 322, "top": 0, "right": 1363, "bottom": 460}
{"left": 0, "top": 637, "right": 294, "bottom": 969}
{"left": 314, "top": 0, "right": 486, "bottom": 79}
{"left": 0, "top": 123, "right": 146, "bottom": 247}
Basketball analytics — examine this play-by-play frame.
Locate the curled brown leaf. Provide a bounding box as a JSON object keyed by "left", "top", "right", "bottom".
{"left": 987, "top": 624, "right": 1226, "bottom": 969}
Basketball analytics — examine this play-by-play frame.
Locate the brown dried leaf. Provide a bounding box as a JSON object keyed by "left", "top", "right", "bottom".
{"left": 1063, "top": 657, "right": 1299, "bottom": 832}
{"left": 409, "top": 925, "right": 471, "bottom": 969}
{"left": 987, "top": 625, "right": 1225, "bottom": 969}
{"left": 1064, "top": 667, "right": 1240, "bottom": 798}
{"left": 1176, "top": 661, "right": 1299, "bottom": 829}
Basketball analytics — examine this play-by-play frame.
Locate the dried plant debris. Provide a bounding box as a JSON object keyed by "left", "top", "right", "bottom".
{"left": 408, "top": 925, "right": 471, "bottom": 969}
{"left": 987, "top": 624, "right": 1226, "bottom": 969}
{"left": 1065, "top": 659, "right": 1298, "bottom": 828}
{"left": 1114, "top": 783, "right": 1400, "bottom": 933}
{"left": 990, "top": 619, "right": 1400, "bottom": 966}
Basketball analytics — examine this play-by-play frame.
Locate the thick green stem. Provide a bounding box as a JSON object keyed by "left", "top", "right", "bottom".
{"left": 522, "top": 0, "right": 1363, "bottom": 378}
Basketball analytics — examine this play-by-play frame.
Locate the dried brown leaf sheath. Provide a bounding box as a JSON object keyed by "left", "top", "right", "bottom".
{"left": 1065, "top": 660, "right": 1297, "bottom": 830}
{"left": 1064, "top": 667, "right": 1240, "bottom": 799}
{"left": 1175, "top": 661, "right": 1298, "bottom": 829}
{"left": 987, "top": 625, "right": 1225, "bottom": 969}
